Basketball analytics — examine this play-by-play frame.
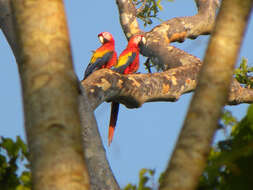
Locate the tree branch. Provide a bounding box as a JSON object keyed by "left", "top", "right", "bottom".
{"left": 116, "top": 0, "right": 143, "bottom": 38}
{"left": 136, "top": 0, "right": 147, "bottom": 15}
{"left": 0, "top": 0, "right": 18, "bottom": 56}
{"left": 82, "top": 63, "right": 253, "bottom": 111}
{"left": 1, "top": 0, "right": 252, "bottom": 189}
{"left": 116, "top": 0, "right": 220, "bottom": 69}
{"left": 79, "top": 86, "right": 120, "bottom": 190}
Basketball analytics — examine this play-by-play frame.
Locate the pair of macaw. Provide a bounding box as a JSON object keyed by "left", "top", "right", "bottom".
{"left": 84, "top": 32, "right": 146, "bottom": 146}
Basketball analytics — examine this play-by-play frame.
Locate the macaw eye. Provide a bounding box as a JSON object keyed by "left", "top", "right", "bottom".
{"left": 99, "top": 36, "right": 104, "bottom": 44}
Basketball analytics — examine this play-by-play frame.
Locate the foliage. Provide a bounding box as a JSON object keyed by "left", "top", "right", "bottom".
{"left": 124, "top": 105, "right": 253, "bottom": 190}
{"left": 198, "top": 105, "right": 253, "bottom": 190}
{"left": 124, "top": 168, "right": 155, "bottom": 190}
{"left": 132, "top": 0, "right": 173, "bottom": 26}
{"left": 2, "top": 107, "right": 253, "bottom": 190}
{"left": 234, "top": 57, "right": 253, "bottom": 88}
{"left": 0, "top": 136, "right": 31, "bottom": 190}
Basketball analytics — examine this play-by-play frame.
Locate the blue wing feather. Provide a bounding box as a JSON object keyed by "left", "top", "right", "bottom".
{"left": 84, "top": 51, "right": 113, "bottom": 79}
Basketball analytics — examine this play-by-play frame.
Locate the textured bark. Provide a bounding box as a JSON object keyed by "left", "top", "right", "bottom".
{"left": 116, "top": 0, "right": 219, "bottom": 69}
{"left": 82, "top": 64, "right": 253, "bottom": 111}
{"left": 79, "top": 86, "right": 120, "bottom": 190}
{"left": 0, "top": 0, "right": 120, "bottom": 189}
{"left": 0, "top": 0, "right": 18, "bottom": 56}
{"left": 11, "top": 0, "right": 90, "bottom": 190}
{"left": 116, "top": 0, "right": 142, "bottom": 38}
{"left": 1, "top": 0, "right": 253, "bottom": 189}
{"left": 159, "top": 1, "right": 253, "bottom": 190}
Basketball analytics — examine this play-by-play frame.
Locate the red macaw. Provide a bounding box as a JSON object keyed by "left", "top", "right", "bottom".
{"left": 83, "top": 32, "right": 117, "bottom": 79}
{"left": 108, "top": 34, "right": 146, "bottom": 146}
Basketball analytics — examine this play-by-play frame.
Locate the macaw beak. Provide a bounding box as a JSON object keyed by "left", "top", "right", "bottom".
{"left": 99, "top": 35, "right": 104, "bottom": 44}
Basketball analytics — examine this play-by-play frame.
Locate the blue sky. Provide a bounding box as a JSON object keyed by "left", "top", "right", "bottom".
{"left": 0, "top": 0, "right": 252, "bottom": 187}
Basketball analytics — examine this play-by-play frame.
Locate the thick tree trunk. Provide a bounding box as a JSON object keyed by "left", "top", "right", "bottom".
{"left": 11, "top": 0, "right": 90, "bottom": 189}
{"left": 1, "top": 0, "right": 253, "bottom": 189}
{"left": 159, "top": 1, "right": 253, "bottom": 190}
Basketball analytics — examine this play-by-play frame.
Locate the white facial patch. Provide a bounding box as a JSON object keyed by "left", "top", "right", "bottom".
{"left": 141, "top": 37, "right": 146, "bottom": 45}
{"left": 99, "top": 36, "right": 104, "bottom": 44}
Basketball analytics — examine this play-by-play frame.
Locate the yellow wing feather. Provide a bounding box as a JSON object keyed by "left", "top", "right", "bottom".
{"left": 115, "top": 52, "right": 133, "bottom": 68}
{"left": 90, "top": 50, "right": 110, "bottom": 64}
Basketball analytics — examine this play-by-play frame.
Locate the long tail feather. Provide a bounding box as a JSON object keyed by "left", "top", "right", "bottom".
{"left": 108, "top": 102, "right": 120, "bottom": 146}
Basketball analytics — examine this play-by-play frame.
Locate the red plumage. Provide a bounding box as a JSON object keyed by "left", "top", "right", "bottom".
{"left": 108, "top": 35, "right": 145, "bottom": 146}
{"left": 83, "top": 32, "right": 117, "bottom": 79}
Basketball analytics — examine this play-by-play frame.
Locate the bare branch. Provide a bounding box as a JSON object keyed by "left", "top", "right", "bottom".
{"left": 116, "top": 0, "right": 143, "bottom": 38}
{"left": 136, "top": 0, "right": 147, "bottom": 15}
{"left": 0, "top": 0, "right": 18, "bottom": 56}
{"left": 81, "top": 66, "right": 253, "bottom": 111}
{"left": 148, "top": 0, "right": 219, "bottom": 42}
{"left": 79, "top": 86, "right": 120, "bottom": 190}
{"left": 116, "top": 0, "right": 219, "bottom": 69}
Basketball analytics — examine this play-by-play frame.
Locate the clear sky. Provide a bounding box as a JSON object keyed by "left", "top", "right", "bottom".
{"left": 0, "top": 0, "right": 252, "bottom": 187}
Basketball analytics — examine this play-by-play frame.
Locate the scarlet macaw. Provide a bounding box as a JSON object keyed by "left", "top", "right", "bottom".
{"left": 83, "top": 32, "right": 117, "bottom": 79}
{"left": 108, "top": 34, "right": 146, "bottom": 145}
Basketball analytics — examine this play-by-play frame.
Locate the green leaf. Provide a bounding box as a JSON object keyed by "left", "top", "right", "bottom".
{"left": 234, "top": 58, "right": 253, "bottom": 88}
{"left": 124, "top": 184, "right": 137, "bottom": 190}
{"left": 134, "top": 0, "right": 173, "bottom": 26}
{"left": 1, "top": 137, "right": 18, "bottom": 157}
{"left": 16, "top": 137, "right": 28, "bottom": 160}
{"left": 0, "top": 136, "right": 30, "bottom": 190}
{"left": 246, "top": 104, "right": 253, "bottom": 125}
{"left": 156, "top": 0, "right": 163, "bottom": 10}
{"left": 16, "top": 185, "right": 31, "bottom": 190}
{"left": 197, "top": 104, "right": 253, "bottom": 190}
{"left": 148, "top": 169, "right": 155, "bottom": 176}
{"left": 20, "top": 171, "right": 31, "bottom": 185}
{"left": 125, "top": 168, "right": 155, "bottom": 190}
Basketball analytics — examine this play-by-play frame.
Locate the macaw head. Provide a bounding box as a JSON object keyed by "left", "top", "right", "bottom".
{"left": 98, "top": 32, "right": 115, "bottom": 45}
{"left": 127, "top": 34, "right": 146, "bottom": 48}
